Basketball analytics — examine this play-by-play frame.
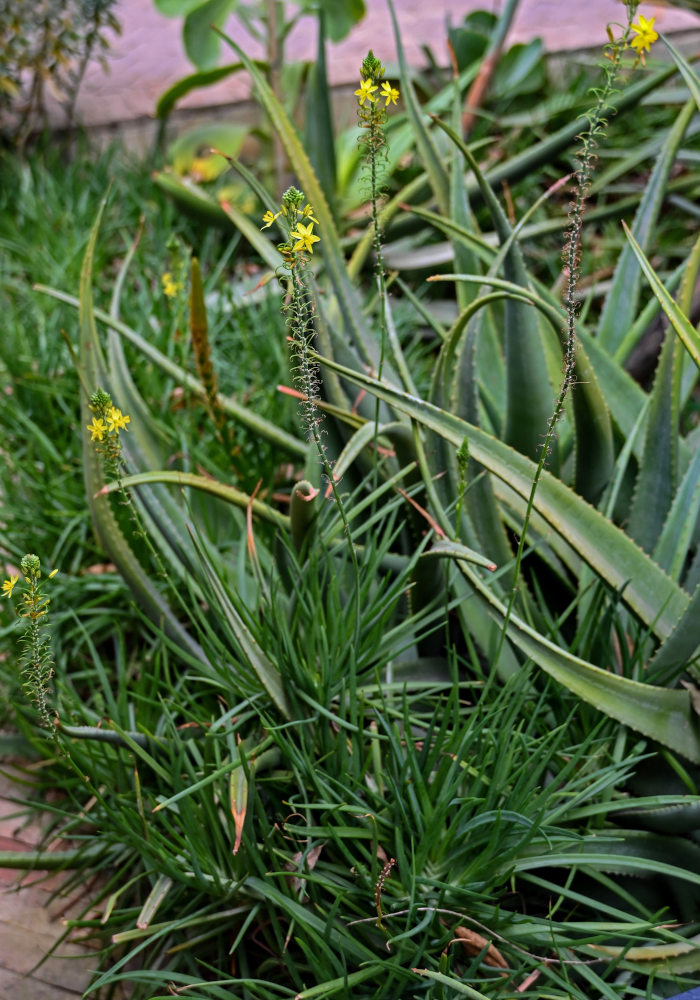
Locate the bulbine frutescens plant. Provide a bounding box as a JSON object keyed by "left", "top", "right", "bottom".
{"left": 3, "top": 554, "right": 58, "bottom": 737}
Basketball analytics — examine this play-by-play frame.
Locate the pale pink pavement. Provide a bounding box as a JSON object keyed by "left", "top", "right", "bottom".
{"left": 46, "top": 0, "right": 698, "bottom": 129}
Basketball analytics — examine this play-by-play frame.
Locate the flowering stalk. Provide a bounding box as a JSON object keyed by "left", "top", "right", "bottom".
{"left": 355, "top": 52, "right": 400, "bottom": 466}
{"left": 86, "top": 387, "right": 132, "bottom": 506}
{"left": 3, "top": 554, "right": 58, "bottom": 738}
{"left": 263, "top": 187, "right": 360, "bottom": 631}
{"left": 493, "top": 4, "right": 655, "bottom": 666}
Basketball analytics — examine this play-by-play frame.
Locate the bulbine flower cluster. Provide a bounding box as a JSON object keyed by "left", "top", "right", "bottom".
{"left": 86, "top": 387, "right": 131, "bottom": 487}
{"left": 263, "top": 187, "right": 321, "bottom": 441}
{"left": 261, "top": 186, "right": 320, "bottom": 269}
{"left": 355, "top": 50, "right": 400, "bottom": 160}
{"left": 3, "top": 554, "right": 58, "bottom": 737}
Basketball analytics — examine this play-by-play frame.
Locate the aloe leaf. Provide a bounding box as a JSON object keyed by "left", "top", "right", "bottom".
{"left": 512, "top": 838, "right": 700, "bottom": 882}
{"left": 611, "top": 256, "right": 686, "bottom": 368}
{"left": 103, "top": 471, "right": 289, "bottom": 530}
{"left": 623, "top": 221, "right": 700, "bottom": 372}
{"left": 597, "top": 98, "right": 696, "bottom": 355}
{"left": 77, "top": 196, "right": 205, "bottom": 663}
{"left": 569, "top": 337, "right": 615, "bottom": 504}
{"left": 35, "top": 285, "right": 307, "bottom": 458}
{"left": 449, "top": 72, "right": 481, "bottom": 314}
{"left": 404, "top": 204, "right": 495, "bottom": 267}
{"left": 386, "top": 0, "right": 449, "bottom": 215}
{"left": 433, "top": 117, "right": 556, "bottom": 465}
{"left": 408, "top": 416, "right": 524, "bottom": 672}
{"left": 482, "top": 61, "right": 677, "bottom": 194}
{"left": 152, "top": 171, "right": 236, "bottom": 228}
{"left": 315, "top": 352, "right": 690, "bottom": 640}
{"left": 627, "top": 329, "right": 681, "bottom": 553}
{"left": 304, "top": 12, "right": 336, "bottom": 212}
{"left": 662, "top": 35, "right": 700, "bottom": 112}
{"left": 462, "top": 562, "right": 700, "bottom": 762}
{"left": 577, "top": 328, "right": 647, "bottom": 452}
{"left": 654, "top": 446, "right": 700, "bottom": 583}
{"left": 425, "top": 538, "right": 497, "bottom": 572}
{"left": 648, "top": 582, "right": 700, "bottom": 683}
{"left": 431, "top": 271, "right": 614, "bottom": 501}
{"left": 430, "top": 299, "right": 513, "bottom": 583}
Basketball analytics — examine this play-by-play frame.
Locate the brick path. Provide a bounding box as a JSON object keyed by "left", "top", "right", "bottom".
{"left": 0, "top": 766, "right": 104, "bottom": 1000}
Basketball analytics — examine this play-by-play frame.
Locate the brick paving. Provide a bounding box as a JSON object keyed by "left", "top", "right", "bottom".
{"left": 0, "top": 766, "right": 104, "bottom": 1000}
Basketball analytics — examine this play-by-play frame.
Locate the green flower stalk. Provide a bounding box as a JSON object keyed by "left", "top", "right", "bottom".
{"left": 87, "top": 386, "right": 131, "bottom": 501}
{"left": 263, "top": 186, "right": 322, "bottom": 442}
{"left": 87, "top": 388, "right": 169, "bottom": 580}
{"left": 494, "top": 2, "right": 655, "bottom": 665}
{"left": 263, "top": 187, "right": 360, "bottom": 635}
{"left": 355, "top": 52, "right": 400, "bottom": 464}
{"left": 3, "top": 554, "right": 58, "bottom": 737}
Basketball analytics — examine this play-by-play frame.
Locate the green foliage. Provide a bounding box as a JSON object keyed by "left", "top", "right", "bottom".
{"left": 4, "top": 4, "right": 700, "bottom": 999}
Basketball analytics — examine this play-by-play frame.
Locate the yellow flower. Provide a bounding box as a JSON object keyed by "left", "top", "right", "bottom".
{"left": 162, "top": 272, "right": 181, "bottom": 298}
{"left": 354, "top": 78, "right": 378, "bottom": 106}
{"left": 380, "top": 81, "right": 400, "bottom": 106}
{"left": 2, "top": 575, "right": 18, "bottom": 598}
{"left": 302, "top": 204, "right": 319, "bottom": 224}
{"left": 87, "top": 417, "right": 106, "bottom": 442}
{"left": 289, "top": 221, "right": 320, "bottom": 255}
{"left": 630, "top": 14, "right": 658, "bottom": 54}
{"left": 107, "top": 407, "right": 131, "bottom": 434}
{"left": 261, "top": 209, "right": 281, "bottom": 229}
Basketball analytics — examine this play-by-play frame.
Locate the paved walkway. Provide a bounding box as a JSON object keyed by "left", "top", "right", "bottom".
{"left": 47, "top": 0, "right": 697, "bottom": 129}
{"left": 0, "top": 765, "right": 107, "bottom": 1000}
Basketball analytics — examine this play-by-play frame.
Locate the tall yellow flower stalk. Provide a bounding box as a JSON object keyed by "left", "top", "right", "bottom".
{"left": 263, "top": 186, "right": 360, "bottom": 627}
{"left": 494, "top": 2, "right": 659, "bottom": 662}
{"left": 355, "top": 51, "right": 400, "bottom": 471}
{"left": 3, "top": 554, "right": 59, "bottom": 738}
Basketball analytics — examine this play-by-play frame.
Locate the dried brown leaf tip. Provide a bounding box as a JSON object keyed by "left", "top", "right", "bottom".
{"left": 453, "top": 926, "right": 508, "bottom": 973}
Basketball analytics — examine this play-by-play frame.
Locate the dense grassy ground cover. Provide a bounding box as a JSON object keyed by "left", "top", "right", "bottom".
{"left": 2, "top": 4, "right": 700, "bottom": 998}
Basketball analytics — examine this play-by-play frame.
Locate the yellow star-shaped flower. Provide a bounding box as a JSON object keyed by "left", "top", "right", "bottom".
{"left": 2, "top": 575, "right": 18, "bottom": 599}
{"left": 289, "top": 221, "right": 320, "bottom": 255}
{"left": 630, "top": 14, "right": 658, "bottom": 54}
{"left": 162, "top": 272, "right": 181, "bottom": 298}
{"left": 107, "top": 407, "right": 131, "bottom": 433}
{"left": 354, "top": 78, "right": 378, "bottom": 106}
{"left": 261, "top": 209, "right": 281, "bottom": 230}
{"left": 87, "top": 417, "right": 106, "bottom": 442}
{"left": 380, "top": 81, "right": 400, "bottom": 106}
{"left": 302, "top": 204, "right": 319, "bottom": 224}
